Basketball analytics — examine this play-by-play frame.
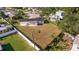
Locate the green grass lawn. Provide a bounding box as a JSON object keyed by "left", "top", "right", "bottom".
{"left": 0, "top": 34, "right": 35, "bottom": 51}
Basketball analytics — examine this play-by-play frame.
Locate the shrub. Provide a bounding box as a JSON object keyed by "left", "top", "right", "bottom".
{"left": 44, "top": 20, "right": 49, "bottom": 24}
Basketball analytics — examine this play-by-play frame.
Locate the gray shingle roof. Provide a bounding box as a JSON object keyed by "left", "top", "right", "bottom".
{"left": 19, "top": 17, "right": 44, "bottom": 22}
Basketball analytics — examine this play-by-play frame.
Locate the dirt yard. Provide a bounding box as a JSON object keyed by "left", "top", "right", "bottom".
{"left": 15, "top": 23, "right": 61, "bottom": 49}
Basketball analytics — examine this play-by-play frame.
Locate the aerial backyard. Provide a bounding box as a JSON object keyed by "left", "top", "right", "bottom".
{"left": 14, "top": 23, "right": 61, "bottom": 49}
{"left": 0, "top": 33, "right": 35, "bottom": 51}
{"left": 0, "top": 7, "right": 79, "bottom": 51}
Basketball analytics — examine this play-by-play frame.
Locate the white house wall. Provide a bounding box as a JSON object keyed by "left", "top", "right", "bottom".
{"left": 28, "top": 23, "right": 37, "bottom": 26}
{"left": 20, "top": 22, "right": 38, "bottom": 26}
{"left": 20, "top": 22, "right": 28, "bottom": 26}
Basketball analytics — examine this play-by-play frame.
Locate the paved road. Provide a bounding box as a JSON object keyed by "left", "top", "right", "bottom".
{"left": 71, "top": 38, "right": 79, "bottom": 51}
{"left": 71, "top": 44, "right": 79, "bottom": 51}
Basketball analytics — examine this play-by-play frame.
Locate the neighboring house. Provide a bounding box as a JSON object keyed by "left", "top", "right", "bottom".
{"left": 0, "top": 24, "right": 14, "bottom": 33}
{"left": 0, "top": 24, "right": 17, "bottom": 38}
{"left": 0, "top": 24, "right": 7, "bottom": 32}
{"left": 19, "top": 17, "right": 44, "bottom": 26}
{"left": 0, "top": 24, "right": 12, "bottom": 32}
{"left": 3, "top": 11, "right": 15, "bottom": 18}
{"left": 27, "top": 8, "right": 40, "bottom": 19}
{"left": 0, "top": 7, "right": 5, "bottom": 10}
{"left": 49, "top": 10, "right": 64, "bottom": 22}
{"left": 28, "top": 13, "right": 40, "bottom": 19}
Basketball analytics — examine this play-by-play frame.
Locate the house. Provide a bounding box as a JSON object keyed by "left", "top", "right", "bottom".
{"left": 49, "top": 10, "right": 64, "bottom": 22}
{"left": 0, "top": 24, "right": 7, "bottom": 32}
{"left": 27, "top": 12, "right": 40, "bottom": 19}
{"left": 0, "top": 7, "right": 5, "bottom": 10}
{"left": 4, "top": 11, "right": 15, "bottom": 18}
{"left": 0, "top": 24, "right": 17, "bottom": 38}
{"left": 19, "top": 17, "right": 44, "bottom": 26}
{"left": 27, "top": 8, "right": 40, "bottom": 19}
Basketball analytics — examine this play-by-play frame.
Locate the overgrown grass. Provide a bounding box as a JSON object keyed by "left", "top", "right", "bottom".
{"left": 14, "top": 23, "right": 61, "bottom": 49}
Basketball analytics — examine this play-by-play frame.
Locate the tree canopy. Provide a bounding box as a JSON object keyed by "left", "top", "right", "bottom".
{"left": 57, "top": 13, "right": 79, "bottom": 35}
{"left": 13, "top": 9, "right": 28, "bottom": 19}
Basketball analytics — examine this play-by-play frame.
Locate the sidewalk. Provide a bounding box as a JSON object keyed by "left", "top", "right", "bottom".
{"left": 71, "top": 44, "right": 79, "bottom": 51}
{"left": 71, "top": 37, "right": 79, "bottom": 51}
